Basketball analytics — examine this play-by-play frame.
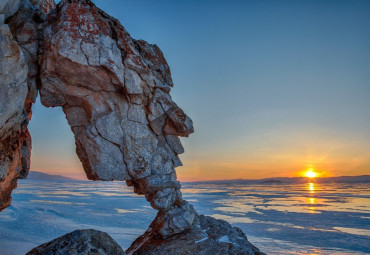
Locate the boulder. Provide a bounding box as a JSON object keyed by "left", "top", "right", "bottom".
{"left": 127, "top": 215, "right": 265, "bottom": 255}
{"left": 0, "top": 0, "right": 56, "bottom": 211}
{"left": 27, "top": 229, "right": 126, "bottom": 255}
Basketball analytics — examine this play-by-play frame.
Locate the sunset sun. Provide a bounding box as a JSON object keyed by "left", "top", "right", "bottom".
{"left": 305, "top": 169, "right": 317, "bottom": 178}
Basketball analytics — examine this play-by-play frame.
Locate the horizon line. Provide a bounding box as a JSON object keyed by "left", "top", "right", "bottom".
{"left": 28, "top": 170, "right": 370, "bottom": 182}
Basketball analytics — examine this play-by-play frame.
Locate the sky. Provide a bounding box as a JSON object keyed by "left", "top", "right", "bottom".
{"left": 29, "top": 0, "right": 370, "bottom": 181}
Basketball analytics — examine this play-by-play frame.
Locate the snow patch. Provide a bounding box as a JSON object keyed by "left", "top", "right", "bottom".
{"left": 217, "top": 235, "right": 237, "bottom": 245}
{"left": 195, "top": 230, "right": 208, "bottom": 244}
{"left": 194, "top": 236, "right": 208, "bottom": 244}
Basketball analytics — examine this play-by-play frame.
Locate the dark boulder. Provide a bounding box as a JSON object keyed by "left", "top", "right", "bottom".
{"left": 27, "top": 229, "right": 126, "bottom": 255}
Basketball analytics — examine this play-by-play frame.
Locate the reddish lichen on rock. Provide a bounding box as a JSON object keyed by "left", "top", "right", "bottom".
{"left": 1, "top": 0, "right": 196, "bottom": 239}
{"left": 38, "top": 0, "right": 197, "bottom": 238}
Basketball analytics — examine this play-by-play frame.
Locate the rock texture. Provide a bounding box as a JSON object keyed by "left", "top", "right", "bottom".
{"left": 27, "top": 229, "right": 126, "bottom": 255}
{"left": 127, "top": 215, "right": 265, "bottom": 255}
{"left": 39, "top": 0, "right": 196, "bottom": 237}
{"left": 0, "top": 9, "right": 28, "bottom": 211}
{"left": 0, "top": 0, "right": 34, "bottom": 211}
{"left": 1, "top": 0, "right": 263, "bottom": 254}
{"left": 0, "top": 0, "right": 56, "bottom": 211}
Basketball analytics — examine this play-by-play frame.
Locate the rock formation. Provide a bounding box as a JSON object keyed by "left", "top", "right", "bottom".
{"left": 39, "top": 0, "right": 196, "bottom": 238}
{"left": 128, "top": 215, "right": 264, "bottom": 255}
{"left": 26, "top": 218, "right": 265, "bottom": 255}
{"left": 0, "top": 0, "right": 263, "bottom": 254}
{"left": 1, "top": 0, "right": 197, "bottom": 236}
{"left": 0, "top": 0, "right": 53, "bottom": 211}
{"left": 27, "top": 229, "right": 126, "bottom": 255}
{"left": 0, "top": 5, "right": 27, "bottom": 210}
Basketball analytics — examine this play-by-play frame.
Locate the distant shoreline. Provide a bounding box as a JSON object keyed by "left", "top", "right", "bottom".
{"left": 186, "top": 175, "right": 370, "bottom": 184}
{"left": 25, "top": 171, "right": 370, "bottom": 184}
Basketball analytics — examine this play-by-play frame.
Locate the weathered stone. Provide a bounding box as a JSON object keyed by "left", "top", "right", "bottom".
{"left": 1, "top": 1, "right": 263, "bottom": 255}
{"left": 125, "top": 69, "right": 143, "bottom": 94}
{"left": 0, "top": 14, "right": 5, "bottom": 24}
{"left": 0, "top": 0, "right": 22, "bottom": 19}
{"left": 27, "top": 229, "right": 126, "bottom": 255}
{"left": 0, "top": 0, "right": 55, "bottom": 211}
{"left": 0, "top": 8, "right": 29, "bottom": 211}
{"left": 29, "top": 0, "right": 55, "bottom": 14}
{"left": 38, "top": 0, "right": 195, "bottom": 237}
{"left": 165, "top": 135, "right": 184, "bottom": 154}
{"left": 127, "top": 215, "right": 265, "bottom": 255}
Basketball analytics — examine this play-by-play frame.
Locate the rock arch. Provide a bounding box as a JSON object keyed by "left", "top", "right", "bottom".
{"left": 1, "top": 0, "right": 197, "bottom": 237}
{"left": 1, "top": 1, "right": 263, "bottom": 254}
{"left": 39, "top": 0, "right": 197, "bottom": 237}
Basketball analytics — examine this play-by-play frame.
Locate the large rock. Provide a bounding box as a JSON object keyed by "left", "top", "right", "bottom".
{"left": 0, "top": 0, "right": 54, "bottom": 211}
{"left": 0, "top": 0, "right": 22, "bottom": 19}
{"left": 127, "top": 215, "right": 265, "bottom": 255}
{"left": 39, "top": 0, "right": 196, "bottom": 237}
{"left": 27, "top": 229, "right": 126, "bottom": 255}
{"left": 0, "top": 3, "right": 29, "bottom": 211}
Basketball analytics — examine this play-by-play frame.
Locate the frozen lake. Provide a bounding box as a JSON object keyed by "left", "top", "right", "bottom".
{"left": 0, "top": 179, "right": 369, "bottom": 254}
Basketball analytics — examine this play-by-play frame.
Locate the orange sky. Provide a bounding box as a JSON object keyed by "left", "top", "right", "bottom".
{"left": 29, "top": 98, "right": 370, "bottom": 182}
{"left": 30, "top": 129, "right": 370, "bottom": 182}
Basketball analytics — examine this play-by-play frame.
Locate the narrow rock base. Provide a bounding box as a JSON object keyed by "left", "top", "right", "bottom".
{"left": 127, "top": 215, "right": 265, "bottom": 255}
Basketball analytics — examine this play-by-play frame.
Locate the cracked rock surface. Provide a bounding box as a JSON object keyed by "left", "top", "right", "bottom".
{"left": 0, "top": 0, "right": 53, "bottom": 211}
{"left": 1, "top": 0, "right": 197, "bottom": 236}
{"left": 127, "top": 215, "right": 265, "bottom": 255}
{"left": 39, "top": 0, "right": 196, "bottom": 238}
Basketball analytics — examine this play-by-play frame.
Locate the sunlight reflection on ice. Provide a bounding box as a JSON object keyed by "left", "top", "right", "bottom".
{"left": 115, "top": 208, "right": 143, "bottom": 214}
{"left": 29, "top": 200, "right": 88, "bottom": 205}
{"left": 0, "top": 180, "right": 369, "bottom": 255}
{"left": 333, "top": 227, "right": 370, "bottom": 237}
{"left": 211, "top": 213, "right": 254, "bottom": 224}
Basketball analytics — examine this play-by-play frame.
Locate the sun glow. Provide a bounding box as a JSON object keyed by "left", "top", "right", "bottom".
{"left": 305, "top": 169, "right": 317, "bottom": 178}
{"left": 308, "top": 182, "right": 315, "bottom": 193}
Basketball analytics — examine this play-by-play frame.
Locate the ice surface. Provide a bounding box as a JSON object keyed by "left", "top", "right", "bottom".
{"left": 0, "top": 180, "right": 369, "bottom": 254}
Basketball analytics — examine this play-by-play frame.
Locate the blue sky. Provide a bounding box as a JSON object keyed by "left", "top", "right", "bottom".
{"left": 30, "top": 0, "right": 370, "bottom": 180}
